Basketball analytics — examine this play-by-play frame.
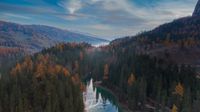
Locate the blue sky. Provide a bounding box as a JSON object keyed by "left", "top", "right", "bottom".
{"left": 0, "top": 0, "right": 198, "bottom": 40}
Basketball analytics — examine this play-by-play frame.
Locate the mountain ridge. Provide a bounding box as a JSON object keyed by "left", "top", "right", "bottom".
{"left": 0, "top": 20, "right": 109, "bottom": 53}
{"left": 110, "top": 16, "right": 200, "bottom": 67}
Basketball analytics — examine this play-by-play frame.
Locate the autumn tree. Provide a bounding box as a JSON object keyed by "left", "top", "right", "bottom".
{"left": 62, "top": 68, "right": 70, "bottom": 76}
{"left": 128, "top": 73, "right": 136, "bottom": 86}
{"left": 171, "top": 104, "right": 178, "bottom": 112}
{"left": 174, "top": 82, "right": 184, "bottom": 97}
{"left": 103, "top": 64, "right": 109, "bottom": 80}
{"left": 163, "top": 34, "right": 171, "bottom": 46}
{"left": 22, "top": 56, "right": 33, "bottom": 72}
{"left": 34, "top": 63, "right": 46, "bottom": 78}
{"left": 10, "top": 63, "right": 22, "bottom": 76}
{"left": 72, "top": 73, "right": 80, "bottom": 85}
{"left": 55, "top": 65, "right": 62, "bottom": 74}
{"left": 56, "top": 43, "right": 64, "bottom": 51}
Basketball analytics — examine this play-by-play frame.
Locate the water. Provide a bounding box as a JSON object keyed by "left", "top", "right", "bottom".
{"left": 83, "top": 79, "right": 121, "bottom": 112}
{"left": 93, "top": 42, "right": 109, "bottom": 47}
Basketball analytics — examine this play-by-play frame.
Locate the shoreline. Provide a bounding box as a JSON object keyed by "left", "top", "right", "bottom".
{"left": 94, "top": 83, "right": 132, "bottom": 112}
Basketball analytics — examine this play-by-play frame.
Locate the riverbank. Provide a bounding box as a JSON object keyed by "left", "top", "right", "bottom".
{"left": 94, "top": 82, "right": 133, "bottom": 112}
{"left": 94, "top": 82, "right": 173, "bottom": 112}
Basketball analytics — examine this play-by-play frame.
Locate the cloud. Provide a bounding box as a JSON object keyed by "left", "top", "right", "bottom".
{"left": 2, "top": 13, "right": 31, "bottom": 20}
{"left": 87, "top": 24, "right": 112, "bottom": 30}
{"left": 58, "top": 0, "right": 196, "bottom": 27}
{"left": 59, "top": 0, "right": 83, "bottom": 14}
{"left": 0, "top": 3, "right": 59, "bottom": 15}
{"left": 0, "top": 0, "right": 198, "bottom": 39}
{"left": 69, "top": 0, "right": 197, "bottom": 38}
{"left": 58, "top": 13, "right": 90, "bottom": 21}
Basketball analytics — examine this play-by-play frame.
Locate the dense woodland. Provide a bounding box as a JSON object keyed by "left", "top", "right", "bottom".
{"left": 1, "top": 16, "right": 200, "bottom": 112}
{"left": 0, "top": 43, "right": 86, "bottom": 112}
{"left": 99, "top": 16, "right": 200, "bottom": 112}
{"left": 100, "top": 46, "right": 200, "bottom": 112}
{"left": 0, "top": 47, "right": 25, "bottom": 73}
{"left": 112, "top": 16, "right": 200, "bottom": 46}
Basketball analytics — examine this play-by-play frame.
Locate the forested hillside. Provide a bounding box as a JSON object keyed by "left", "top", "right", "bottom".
{"left": 0, "top": 37, "right": 199, "bottom": 112}
{"left": 100, "top": 46, "right": 199, "bottom": 111}
{"left": 0, "top": 43, "right": 88, "bottom": 112}
{"left": 0, "top": 47, "right": 26, "bottom": 73}
{"left": 99, "top": 16, "right": 200, "bottom": 111}
{"left": 0, "top": 20, "right": 108, "bottom": 75}
{"left": 111, "top": 16, "right": 200, "bottom": 65}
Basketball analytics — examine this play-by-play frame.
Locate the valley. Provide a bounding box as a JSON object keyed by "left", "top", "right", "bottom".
{"left": 0, "top": 0, "right": 200, "bottom": 112}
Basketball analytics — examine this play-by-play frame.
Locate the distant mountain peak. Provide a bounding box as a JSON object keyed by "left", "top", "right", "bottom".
{"left": 193, "top": 0, "right": 200, "bottom": 16}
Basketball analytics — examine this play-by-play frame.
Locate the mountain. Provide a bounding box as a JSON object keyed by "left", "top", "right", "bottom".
{"left": 0, "top": 21, "right": 108, "bottom": 53}
{"left": 193, "top": 0, "right": 200, "bottom": 16}
{"left": 111, "top": 16, "right": 200, "bottom": 66}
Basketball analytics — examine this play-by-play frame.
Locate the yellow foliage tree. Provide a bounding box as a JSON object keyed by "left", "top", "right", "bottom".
{"left": 56, "top": 44, "right": 64, "bottom": 51}
{"left": 35, "top": 63, "right": 46, "bottom": 78}
{"left": 128, "top": 73, "right": 136, "bottom": 86}
{"left": 171, "top": 104, "right": 178, "bottom": 112}
{"left": 55, "top": 65, "right": 62, "bottom": 74}
{"left": 174, "top": 82, "right": 184, "bottom": 97}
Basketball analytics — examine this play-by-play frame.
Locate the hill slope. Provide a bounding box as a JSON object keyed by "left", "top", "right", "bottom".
{"left": 111, "top": 16, "right": 200, "bottom": 66}
{"left": 0, "top": 21, "right": 108, "bottom": 52}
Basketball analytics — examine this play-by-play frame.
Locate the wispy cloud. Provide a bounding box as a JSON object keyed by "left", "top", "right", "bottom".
{"left": 58, "top": 0, "right": 197, "bottom": 26}
{"left": 88, "top": 24, "right": 112, "bottom": 30}
{"left": 2, "top": 13, "right": 31, "bottom": 20}
{"left": 0, "top": 0, "right": 198, "bottom": 39}
{"left": 0, "top": 3, "right": 59, "bottom": 15}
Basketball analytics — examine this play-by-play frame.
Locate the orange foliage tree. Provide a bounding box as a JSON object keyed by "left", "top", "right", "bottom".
{"left": 174, "top": 82, "right": 184, "bottom": 97}
{"left": 10, "top": 63, "right": 22, "bottom": 76}
{"left": 34, "top": 63, "right": 46, "bottom": 78}
{"left": 128, "top": 73, "right": 136, "bottom": 86}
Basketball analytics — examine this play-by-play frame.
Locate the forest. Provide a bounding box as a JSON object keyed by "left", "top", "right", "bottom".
{"left": 0, "top": 43, "right": 86, "bottom": 112}
{"left": 1, "top": 12, "right": 200, "bottom": 112}
{"left": 0, "top": 39, "right": 199, "bottom": 112}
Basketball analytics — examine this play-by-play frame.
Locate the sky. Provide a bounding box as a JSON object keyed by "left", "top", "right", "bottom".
{"left": 0, "top": 0, "right": 198, "bottom": 40}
